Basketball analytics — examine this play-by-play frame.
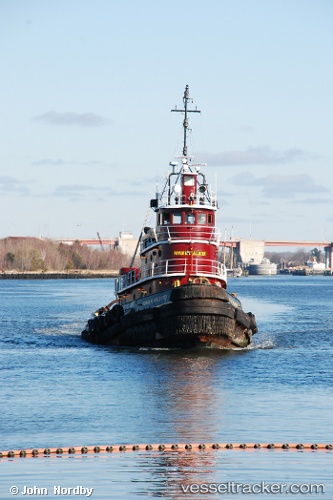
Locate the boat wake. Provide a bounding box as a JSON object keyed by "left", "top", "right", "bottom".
{"left": 249, "top": 339, "right": 276, "bottom": 350}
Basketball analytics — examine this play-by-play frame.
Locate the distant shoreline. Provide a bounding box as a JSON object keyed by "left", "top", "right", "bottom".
{"left": 0, "top": 270, "right": 119, "bottom": 280}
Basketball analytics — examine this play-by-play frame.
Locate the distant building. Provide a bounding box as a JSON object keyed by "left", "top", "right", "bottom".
{"left": 116, "top": 232, "right": 137, "bottom": 256}
{"left": 234, "top": 239, "right": 265, "bottom": 265}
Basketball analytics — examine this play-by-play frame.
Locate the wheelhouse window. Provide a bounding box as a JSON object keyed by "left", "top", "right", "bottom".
{"left": 208, "top": 214, "right": 213, "bottom": 224}
{"left": 185, "top": 213, "right": 195, "bottom": 224}
{"left": 198, "top": 213, "right": 207, "bottom": 224}
{"left": 183, "top": 175, "right": 195, "bottom": 186}
{"left": 173, "top": 213, "right": 182, "bottom": 224}
{"left": 160, "top": 213, "right": 170, "bottom": 225}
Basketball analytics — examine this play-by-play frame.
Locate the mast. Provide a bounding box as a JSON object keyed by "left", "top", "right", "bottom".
{"left": 171, "top": 85, "right": 201, "bottom": 157}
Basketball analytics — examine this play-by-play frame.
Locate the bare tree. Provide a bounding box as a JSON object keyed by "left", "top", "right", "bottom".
{"left": 0, "top": 237, "right": 131, "bottom": 272}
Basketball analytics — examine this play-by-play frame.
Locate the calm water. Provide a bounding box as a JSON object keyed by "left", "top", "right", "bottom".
{"left": 0, "top": 276, "right": 332, "bottom": 499}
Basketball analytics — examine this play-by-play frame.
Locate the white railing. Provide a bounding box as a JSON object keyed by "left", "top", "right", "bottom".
{"left": 141, "top": 226, "right": 221, "bottom": 251}
{"left": 160, "top": 192, "right": 218, "bottom": 208}
{"left": 116, "top": 258, "right": 227, "bottom": 291}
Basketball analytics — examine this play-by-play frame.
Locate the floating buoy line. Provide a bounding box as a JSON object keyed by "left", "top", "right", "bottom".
{"left": 1, "top": 442, "right": 332, "bottom": 458}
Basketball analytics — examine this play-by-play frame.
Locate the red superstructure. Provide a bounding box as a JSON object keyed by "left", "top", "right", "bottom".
{"left": 116, "top": 157, "right": 226, "bottom": 301}
{"left": 116, "top": 86, "right": 226, "bottom": 302}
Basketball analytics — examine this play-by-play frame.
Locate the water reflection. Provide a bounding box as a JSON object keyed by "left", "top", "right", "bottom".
{"left": 134, "top": 451, "right": 218, "bottom": 498}
{"left": 130, "top": 349, "right": 245, "bottom": 442}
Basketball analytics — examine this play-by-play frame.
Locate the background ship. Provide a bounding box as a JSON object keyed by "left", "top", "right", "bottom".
{"left": 249, "top": 258, "right": 277, "bottom": 275}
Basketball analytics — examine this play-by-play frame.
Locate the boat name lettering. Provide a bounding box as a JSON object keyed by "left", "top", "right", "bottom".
{"left": 173, "top": 251, "right": 207, "bottom": 256}
{"left": 141, "top": 293, "right": 169, "bottom": 307}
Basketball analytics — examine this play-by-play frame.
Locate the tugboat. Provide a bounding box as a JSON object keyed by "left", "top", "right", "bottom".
{"left": 81, "top": 86, "right": 258, "bottom": 348}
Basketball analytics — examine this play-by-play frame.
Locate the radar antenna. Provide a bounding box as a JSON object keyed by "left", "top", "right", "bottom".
{"left": 171, "top": 85, "right": 201, "bottom": 157}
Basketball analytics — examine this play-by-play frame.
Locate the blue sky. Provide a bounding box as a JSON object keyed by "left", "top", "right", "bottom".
{"left": 1, "top": 0, "right": 332, "bottom": 244}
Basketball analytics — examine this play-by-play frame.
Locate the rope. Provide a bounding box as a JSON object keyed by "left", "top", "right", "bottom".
{"left": 1, "top": 442, "right": 332, "bottom": 458}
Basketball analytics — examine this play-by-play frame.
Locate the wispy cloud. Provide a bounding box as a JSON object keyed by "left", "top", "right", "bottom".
{"left": 228, "top": 172, "right": 330, "bottom": 199}
{"left": 33, "top": 111, "right": 110, "bottom": 127}
{"left": 0, "top": 176, "right": 31, "bottom": 195}
{"left": 293, "top": 197, "right": 333, "bottom": 205}
{"left": 32, "top": 158, "right": 116, "bottom": 167}
{"left": 51, "top": 184, "right": 110, "bottom": 202}
{"left": 228, "top": 172, "right": 257, "bottom": 185}
{"left": 53, "top": 185, "right": 97, "bottom": 196}
{"left": 201, "top": 146, "right": 315, "bottom": 166}
{"left": 52, "top": 184, "right": 146, "bottom": 199}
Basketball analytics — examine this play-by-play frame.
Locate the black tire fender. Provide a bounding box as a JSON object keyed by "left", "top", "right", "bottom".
{"left": 95, "top": 315, "right": 105, "bottom": 334}
{"left": 235, "top": 308, "right": 251, "bottom": 329}
{"left": 104, "top": 310, "right": 113, "bottom": 328}
{"left": 111, "top": 304, "right": 124, "bottom": 322}
{"left": 88, "top": 319, "right": 95, "bottom": 334}
{"left": 247, "top": 312, "right": 258, "bottom": 334}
